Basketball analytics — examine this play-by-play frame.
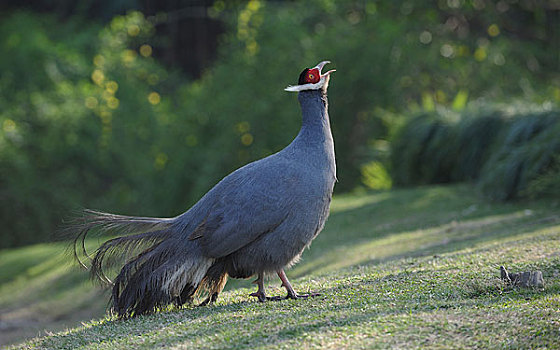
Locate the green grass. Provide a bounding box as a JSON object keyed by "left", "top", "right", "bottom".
{"left": 2, "top": 184, "right": 560, "bottom": 349}
{"left": 0, "top": 240, "right": 108, "bottom": 346}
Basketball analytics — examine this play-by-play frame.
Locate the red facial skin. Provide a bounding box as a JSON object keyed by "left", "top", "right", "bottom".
{"left": 304, "top": 68, "right": 321, "bottom": 84}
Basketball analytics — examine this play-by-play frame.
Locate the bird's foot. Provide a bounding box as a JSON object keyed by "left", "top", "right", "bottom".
{"left": 197, "top": 292, "right": 218, "bottom": 307}
{"left": 267, "top": 291, "right": 321, "bottom": 301}
{"left": 249, "top": 291, "right": 267, "bottom": 302}
{"left": 291, "top": 291, "right": 321, "bottom": 299}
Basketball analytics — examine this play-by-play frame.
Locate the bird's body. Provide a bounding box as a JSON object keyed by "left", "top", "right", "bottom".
{"left": 184, "top": 89, "right": 336, "bottom": 275}
{"left": 72, "top": 62, "right": 336, "bottom": 317}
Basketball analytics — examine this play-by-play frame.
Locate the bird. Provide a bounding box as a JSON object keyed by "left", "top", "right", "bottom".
{"left": 70, "top": 60, "right": 337, "bottom": 318}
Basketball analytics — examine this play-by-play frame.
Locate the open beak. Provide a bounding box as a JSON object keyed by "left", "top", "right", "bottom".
{"left": 284, "top": 60, "right": 335, "bottom": 92}
{"left": 314, "top": 60, "right": 336, "bottom": 77}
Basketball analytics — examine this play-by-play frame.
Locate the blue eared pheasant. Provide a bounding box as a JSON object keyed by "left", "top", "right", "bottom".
{"left": 72, "top": 61, "right": 337, "bottom": 317}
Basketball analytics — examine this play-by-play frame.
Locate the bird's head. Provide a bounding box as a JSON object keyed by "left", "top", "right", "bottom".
{"left": 285, "top": 61, "right": 335, "bottom": 93}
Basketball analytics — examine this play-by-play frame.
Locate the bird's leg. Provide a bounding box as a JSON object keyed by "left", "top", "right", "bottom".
{"left": 274, "top": 269, "right": 320, "bottom": 300}
{"left": 249, "top": 273, "right": 267, "bottom": 302}
{"left": 198, "top": 271, "right": 228, "bottom": 307}
{"left": 198, "top": 292, "right": 219, "bottom": 307}
{"left": 277, "top": 269, "right": 298, "bottom": 299}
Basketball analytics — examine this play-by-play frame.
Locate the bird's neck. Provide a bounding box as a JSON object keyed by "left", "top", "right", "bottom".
{"left": 285, "top": 89, "right": 336, "bottom": 176}
{"left": 296, "top": 90, "right": 332, "bottom": 143}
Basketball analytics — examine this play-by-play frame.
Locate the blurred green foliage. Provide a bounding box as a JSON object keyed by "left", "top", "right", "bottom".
{"left": 1, "top": 0, "right": 559, "bottom": 247}
{"left": 478, "top": 110, "right": 560, "bottom": 200}
{"left": 522, "top": 155, "right": 560, "bottom": 200}
{"left": 391, "top": 105, "right": 560, "bottom": 200}
{"left": 0, "top": 12, "right": 179, "bottom": 247}
{"left": 177, "top": 0, "right": 559, "bottom": 193}
{"left": 361, "top": 161, "right": 393, "bottom": 190}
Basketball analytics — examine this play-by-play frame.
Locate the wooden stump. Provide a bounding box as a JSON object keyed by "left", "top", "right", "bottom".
{"left": 500, "top": 266, "right": 544, "bottom": 287}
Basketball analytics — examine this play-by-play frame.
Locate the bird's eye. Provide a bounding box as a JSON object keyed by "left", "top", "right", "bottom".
{"left": 299, "top": 68, "right": 320, "bottom": 84}
{"left": 304, "top": 68, "right": 320, "bottom": 83}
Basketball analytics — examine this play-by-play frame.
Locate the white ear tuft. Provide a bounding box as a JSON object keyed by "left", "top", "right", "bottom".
{"left": 284, "top": 85, "right": 302, "bottom": 92}
{"left": 284, "top": 81, "right": 324, "bottom": 92}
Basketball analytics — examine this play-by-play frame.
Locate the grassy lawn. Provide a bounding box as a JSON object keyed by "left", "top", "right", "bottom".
{"left": 2, "top": 184, "right": 559, "bottom": 349}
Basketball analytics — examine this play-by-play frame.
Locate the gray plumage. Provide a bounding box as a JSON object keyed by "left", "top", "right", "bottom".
{"left": 70, "top": 61, "right": 336, "bottom": 318}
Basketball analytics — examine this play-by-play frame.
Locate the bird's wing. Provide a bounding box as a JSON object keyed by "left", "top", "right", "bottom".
{"left": 188, "top": 159, "right": 297, "bottom": 258}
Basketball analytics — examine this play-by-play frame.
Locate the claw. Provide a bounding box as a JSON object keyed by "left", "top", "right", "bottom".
{"left": 265, "top": 292, "right": 321, "bottom": 301}
{"left": 249, "top": 271, "right": 321, "bottom": 303}
{"left": 274, "top": 269, "right": 321, "bottom": 301}
{"left": 197, "top": 292, "right": 218, "bottom": 307}
{"left": 289, "top": 292, "right": 321, "bottom": 299}
{"left": 249, "top": 291, "right": 267, "bottom": 302}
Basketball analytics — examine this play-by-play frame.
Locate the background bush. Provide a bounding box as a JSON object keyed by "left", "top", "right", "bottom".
{"left": 390, "top": 106, "right": 560, "bottom": 200}
{"left": 0, "top": 12, "right": 181, "bottom": 247}
{"left": 478, "top": 111, "right": 560, "bottom": 200}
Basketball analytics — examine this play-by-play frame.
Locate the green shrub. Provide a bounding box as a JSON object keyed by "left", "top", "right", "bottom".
{"left": 391, "top": 112, "right": 460, "bottom": 186}
{"left": 522, "top": 155, "right": 560, "bottom": 200}
{"left": 0, "top": 12, "right": 182, "bottom": 247}
{"left": 452, "top": 112, "right": 506, "bottom": 181}
{"left": 390, "top": 107, "right": 560, "bottom": 201}
{"left": 478, "top": 112, "right": 560, "bottom": 200}
{"left": 361, "top": 161, "right": 392, "bottom": 190}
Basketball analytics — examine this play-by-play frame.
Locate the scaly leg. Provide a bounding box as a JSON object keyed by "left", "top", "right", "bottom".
{"left": 249, "top": 273, "right": 267, "bottom": 302}
{"left": 198, "top": 292, "right": 219, "bottom": 306}
{"left": 270, "top": 269, "right": 320, "bottom": 300}
{"left": 198, "top": 271, "right": 228, "bottom": 307}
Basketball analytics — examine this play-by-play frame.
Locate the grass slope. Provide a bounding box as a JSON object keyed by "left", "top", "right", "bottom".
{"left": 2, "top": 184, "right": 560, "bottom": 349}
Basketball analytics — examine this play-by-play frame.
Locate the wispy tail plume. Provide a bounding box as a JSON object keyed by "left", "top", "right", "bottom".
{"left": 65, "top": 209, "right": 216, "bottom": 318}
{"left": 67, "top": 209, "right": 174, "bottom": 275}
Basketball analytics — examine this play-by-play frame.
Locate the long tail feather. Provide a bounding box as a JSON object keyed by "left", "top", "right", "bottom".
{"left": 66, "top": 209, "right": 214, "bottom": 317}
{"left": 65, "top": 209, "right": 174, "bottom": 273}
